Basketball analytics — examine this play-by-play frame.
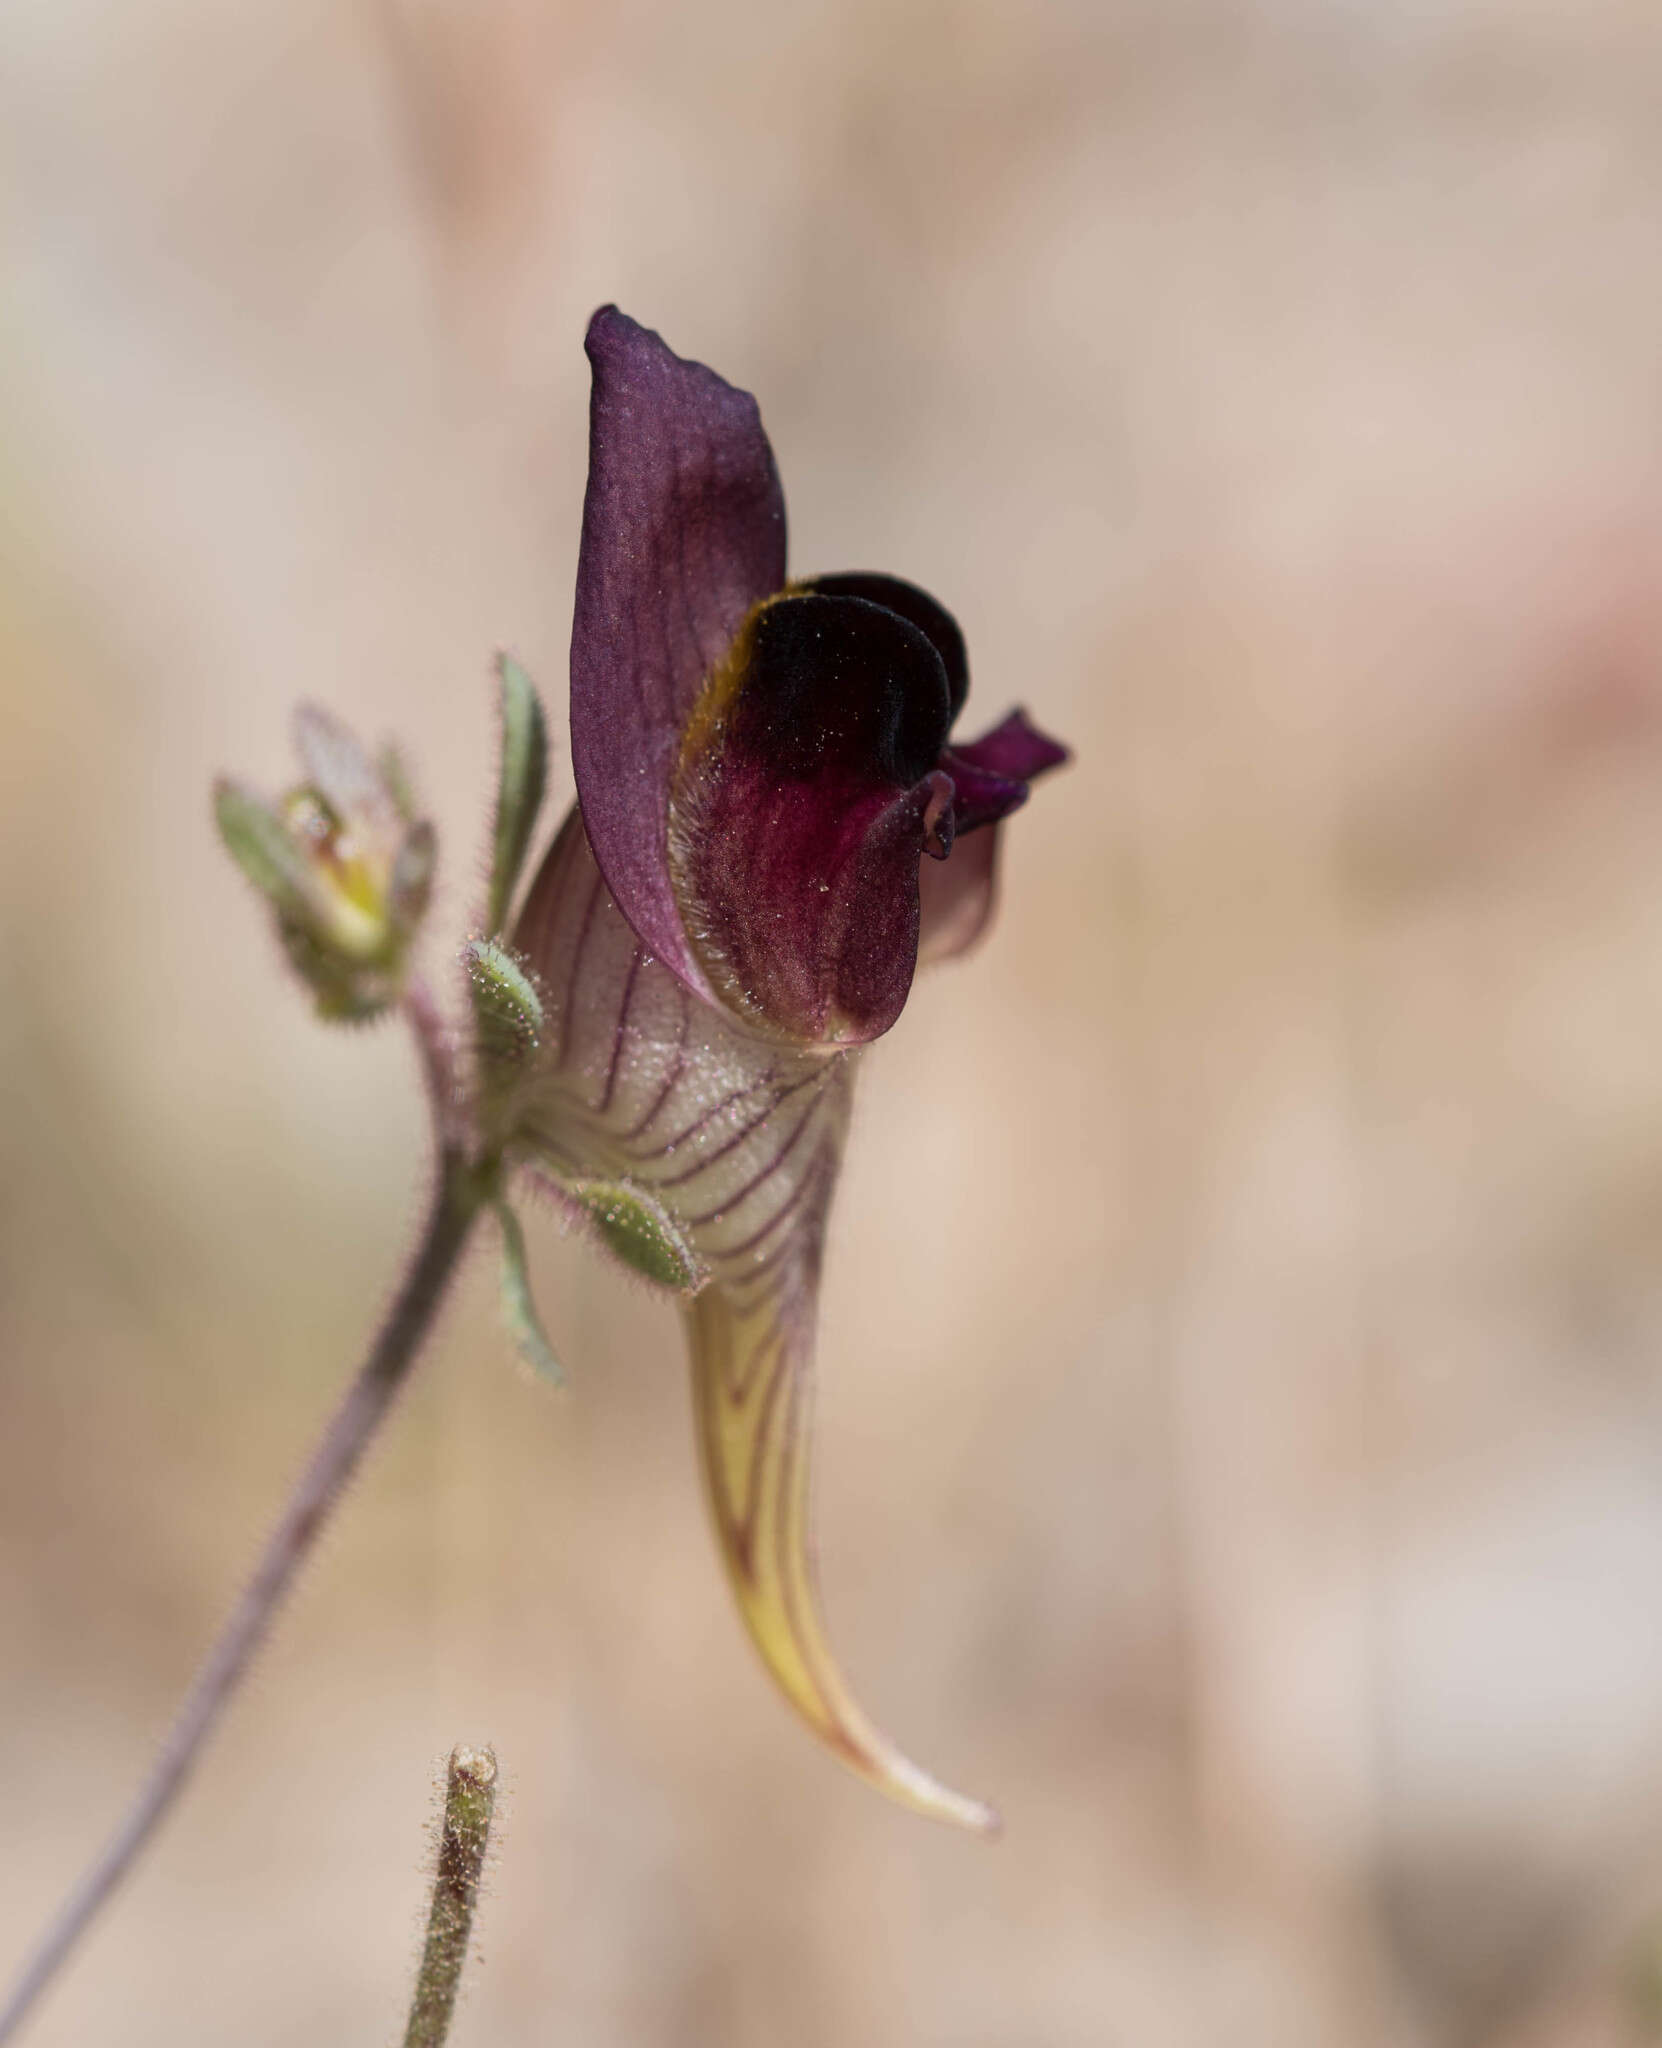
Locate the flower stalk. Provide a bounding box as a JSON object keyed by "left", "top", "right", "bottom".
{"left": 0, "top": 663, "right": 553, "bottom": 2043}
{"left": 0, "top": 1010, "right": 490, "bottom": 2047}
{"left": 402, "top": 1744, "right": 500, "bottom": 2048}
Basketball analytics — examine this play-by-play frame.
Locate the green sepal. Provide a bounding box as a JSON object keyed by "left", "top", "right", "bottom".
{"left": 214, "top": 779, "right": 316, "bottom": 919}
{"left": 486, "top": 653, "right": 549, "bottom": 936}
{"left": 466, "top": 937, "right": 544, "bottom": 1074}
{"left": 495, "top": 1199, "right": 563, "bottom": 1384}
{"left": 276, "top": 918, "right": 396, "bottom": 1022}
{"left": 573, "top": 1180, "right": 704, "bottom": 1293}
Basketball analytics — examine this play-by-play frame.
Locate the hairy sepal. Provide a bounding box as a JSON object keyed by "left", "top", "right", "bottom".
{"left": 486, "top": 653, "right": 549, "bottom": 935}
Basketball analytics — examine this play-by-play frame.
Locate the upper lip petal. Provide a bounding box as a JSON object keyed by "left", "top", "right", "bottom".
{"left": 569, "top": 307, "right": 786, "bottom": 1006}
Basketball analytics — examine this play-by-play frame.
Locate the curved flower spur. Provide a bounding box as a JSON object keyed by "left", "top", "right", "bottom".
{"left": 474, "top": 309, "right": 1068, "bottom": 1831}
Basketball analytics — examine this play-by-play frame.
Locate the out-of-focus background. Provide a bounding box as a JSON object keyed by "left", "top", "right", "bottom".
{"left": 7, "top": 3, "right": 1662, "bottom": 2044}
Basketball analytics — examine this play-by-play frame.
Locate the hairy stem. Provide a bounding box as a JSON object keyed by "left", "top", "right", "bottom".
{"left": 0, "top": 1145, "right": 486, "bottom": 2045}
{"left": 404, "top": 973, "right": 464, "bottom": 1148}
{"left": 403, "top": 1744, "right": 499, "bottom": 2048}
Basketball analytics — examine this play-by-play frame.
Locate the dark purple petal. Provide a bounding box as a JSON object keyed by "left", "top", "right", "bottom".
{"left": 920, "top": 706, "right": 1069, "bottom": 961}
{"left": 670, "top": 592, "right": 955, "bottom": 1043}
{"left": 916, "top": 819, "right": 1001, "bottom": 966}
{"left": 948, "top": 706, "right": 1071, "bottom": 786}
{"left": 938, "top": 750, "right": 1029, "bottom": 833}
{"left": 571, "top": 307, "right": 787, "bottom": 999}
{"left": 804, "top": 572, "right": 969, "bottom": 721}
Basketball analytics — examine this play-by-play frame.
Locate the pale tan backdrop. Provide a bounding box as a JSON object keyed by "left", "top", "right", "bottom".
{"left": 7, "top": 4, "right": 1662, "bottom": 2044}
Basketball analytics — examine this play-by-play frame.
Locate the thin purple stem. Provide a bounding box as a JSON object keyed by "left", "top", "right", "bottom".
{"left": 403, "top": 972, "right": 464, "bottom": 1147}
{"left": 0, "top": 1011, "right": 487, "bottom": 2045}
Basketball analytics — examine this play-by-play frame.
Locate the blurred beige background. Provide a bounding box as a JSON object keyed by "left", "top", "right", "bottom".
{"left": 8, "top": 2, "right": 1662, "bottom": 2043}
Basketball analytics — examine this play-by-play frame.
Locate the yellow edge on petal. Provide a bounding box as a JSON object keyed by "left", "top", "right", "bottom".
{"left": 684, "top": 1282, "right": 1000, "bottom": 1835}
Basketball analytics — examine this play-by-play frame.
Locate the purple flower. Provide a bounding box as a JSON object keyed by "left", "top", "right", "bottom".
{"left": 500, "top": 309, "right": 1067, "bottom": 1830}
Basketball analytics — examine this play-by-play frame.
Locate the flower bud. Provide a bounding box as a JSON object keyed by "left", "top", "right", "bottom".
{"left": 214, "top": 706, "right": 437, "bottom": 1022}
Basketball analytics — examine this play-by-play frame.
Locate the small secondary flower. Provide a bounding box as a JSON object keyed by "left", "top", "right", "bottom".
{"left": 215, "top": 706, "right": 434, "bottom": 1022}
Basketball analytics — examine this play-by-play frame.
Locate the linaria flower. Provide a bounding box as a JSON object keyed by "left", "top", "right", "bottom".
{"left": 485, "top": 309, "right": 1067, "bottom": 1829}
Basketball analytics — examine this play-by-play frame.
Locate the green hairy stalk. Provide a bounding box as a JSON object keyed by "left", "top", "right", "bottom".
{"left": 403, "top": 1744, "right": 500, "bottom": 2048}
